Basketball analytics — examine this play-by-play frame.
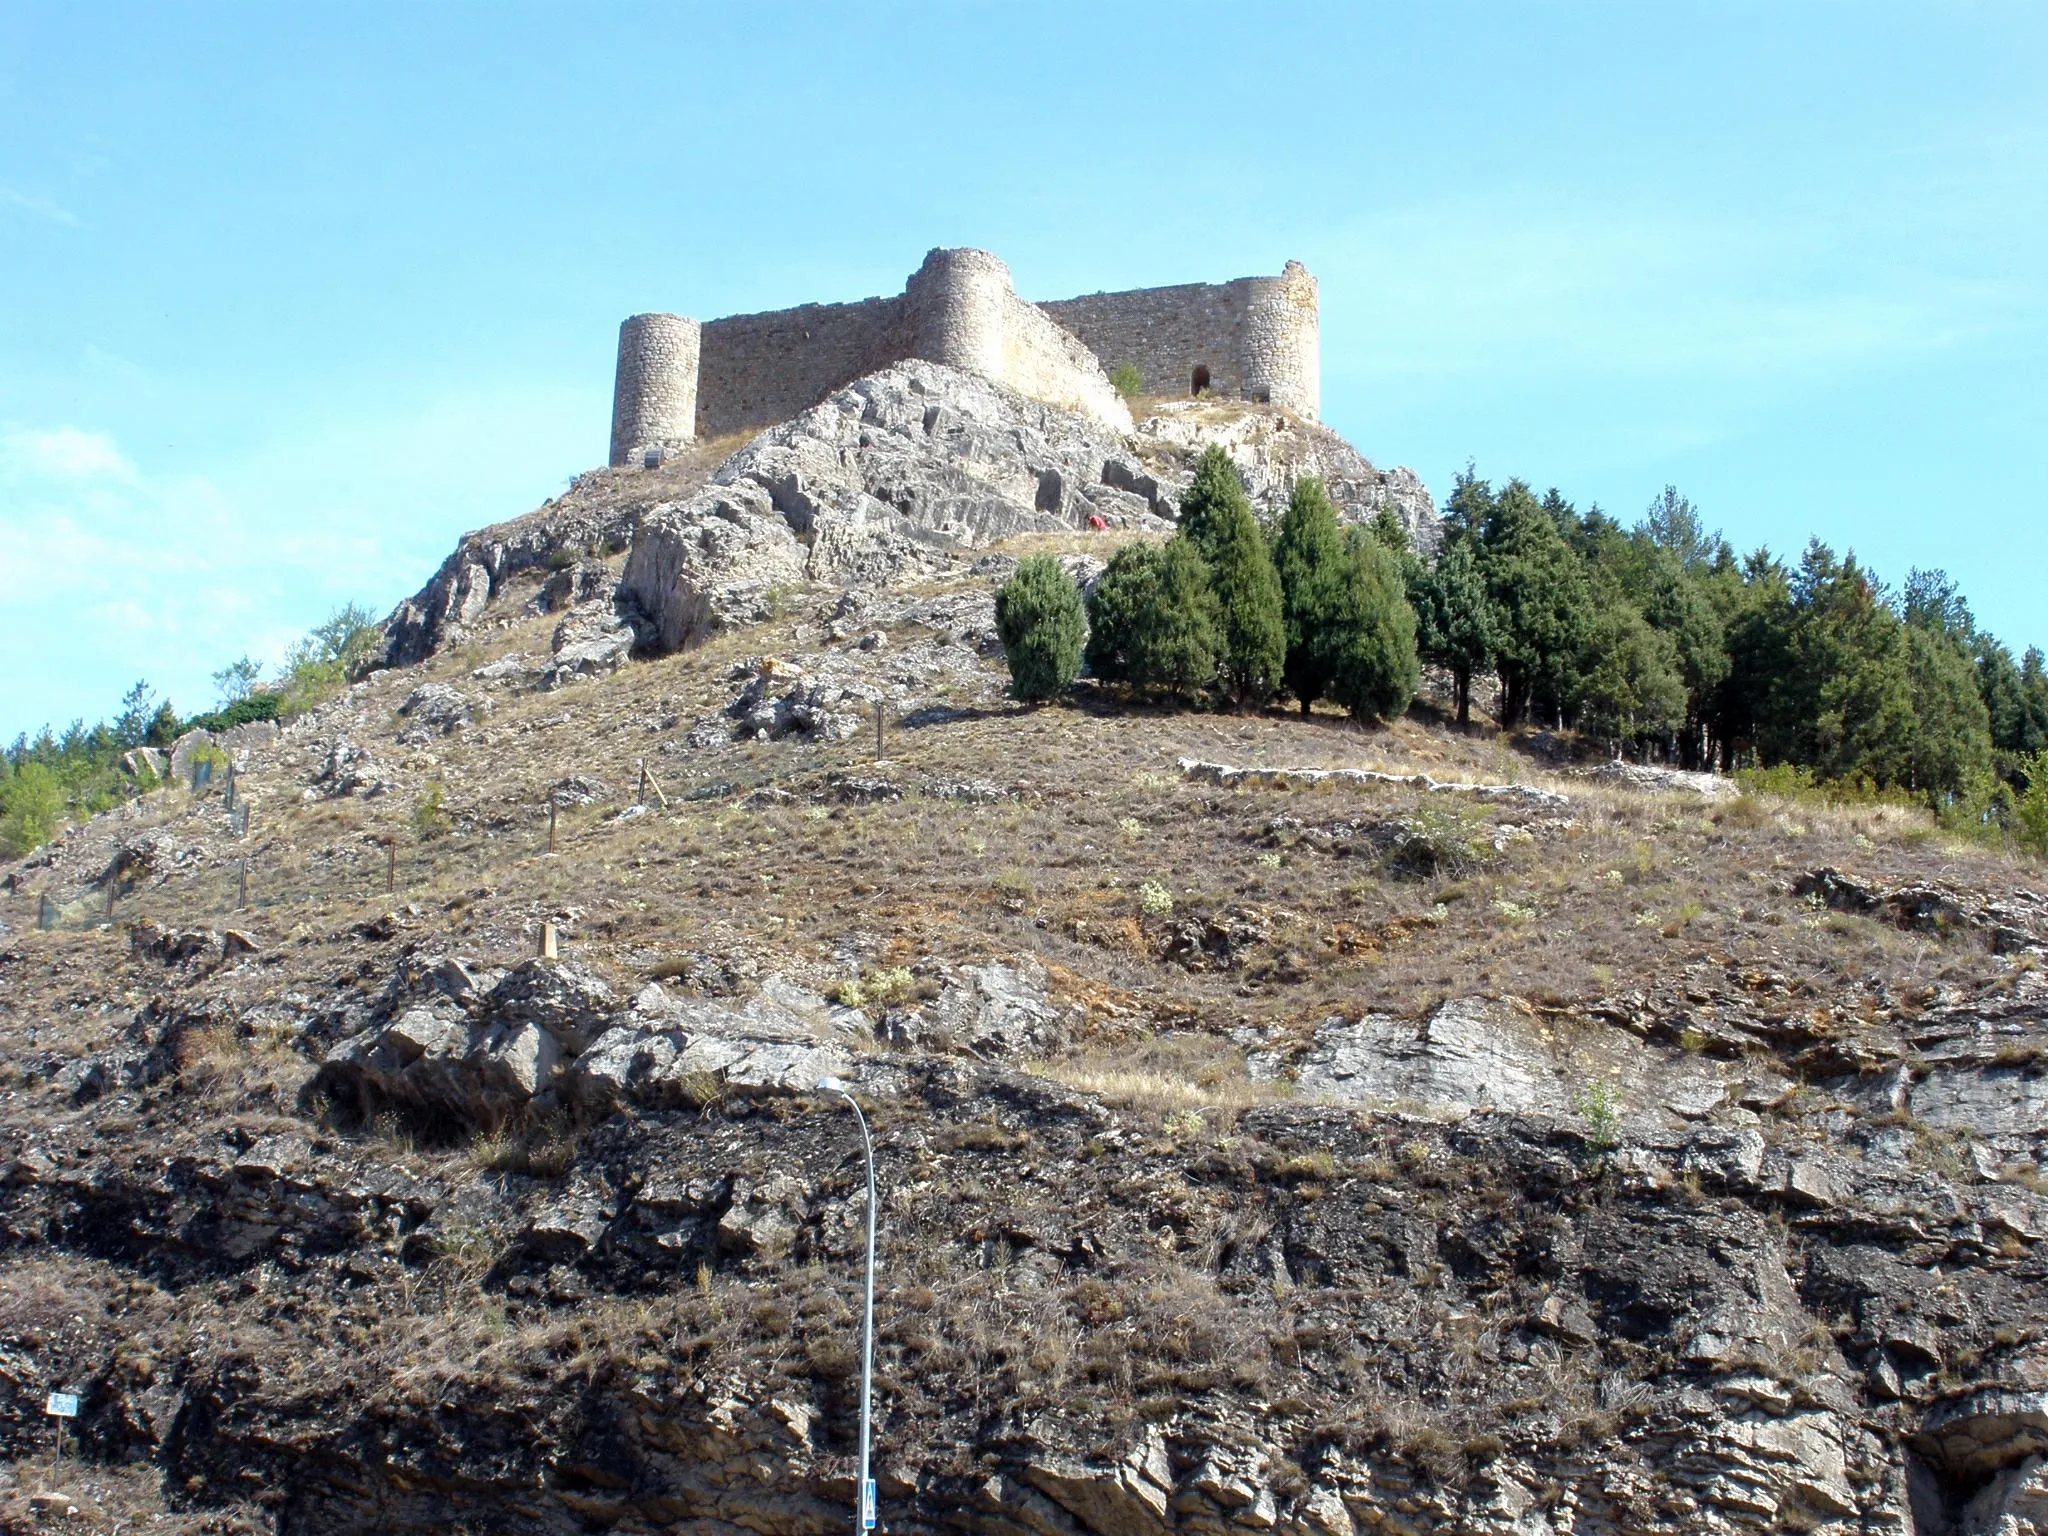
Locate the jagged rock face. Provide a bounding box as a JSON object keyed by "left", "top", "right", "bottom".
{"left": 620, "top": 362, "right": 1169, "bottom": 655}
{"left": 400, "top": 361, "right": 1438, "bottom": 666}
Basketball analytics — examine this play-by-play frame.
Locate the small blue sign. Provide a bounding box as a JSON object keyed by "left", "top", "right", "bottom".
{"left": 862, "top": 1479, "right": 877, "bottom": 1530}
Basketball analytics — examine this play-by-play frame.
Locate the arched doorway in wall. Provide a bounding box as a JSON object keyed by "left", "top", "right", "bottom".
{"left": 1190, "top": 364, "right": 1210, "bottom": 396}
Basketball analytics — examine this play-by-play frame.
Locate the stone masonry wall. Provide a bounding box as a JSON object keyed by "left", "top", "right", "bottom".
{"left": 608, "top": 313, "right": 701, "bottom": 467}
{"left": 613, "top": 250, "right": 1311, "bottom": 457}
{"left": 998, "top": 290, "right": 1132, "bottom": 427}
{"left": 696, "top": 297, "right": 907, "bottom": 442}
{"left": 1039, "top": 261, "right": 1320, "bottom": 420}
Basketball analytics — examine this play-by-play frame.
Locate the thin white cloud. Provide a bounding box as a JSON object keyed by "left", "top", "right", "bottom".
{"left": 0, "top": 425, "right": 138, "bottom": 484}
{"left": 0, "top": 186, "right": 79, "bottom": 226}
{"left": 0, "top": 386, "right": 594, "bottom": 732}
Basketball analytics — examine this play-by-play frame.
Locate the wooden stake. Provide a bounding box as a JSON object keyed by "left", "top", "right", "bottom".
{"left": 875, "top": 700, "right": 885, "bottom": 763}
{"left": 224, "top": 762, "right": 236, "bottom": 812}
{"left": 539, "top": 919, "right": 558, "bottom": 960}
{"left": 386, "top": 842, "right": 396, "bottom": 893}
{"left": 637, "top": 758, "right": 670, "bottom": 810}
{"left": 237, "top": 857, "right": 249, "bottom": 911}
{"left": 548, "top": 801, "right": 558, "bottom": 854}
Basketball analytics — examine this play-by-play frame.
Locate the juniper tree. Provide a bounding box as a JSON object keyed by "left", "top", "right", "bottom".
{"left": 1271, "top": 477, "right": 1348, "bottom": 713}
{"left": 1127, "top": 537, "right": 1222, "bottom": 701}
{"left": 994, "top": 555, "right": 1086, "bottom": 702}
{"left": 1176, "top": 445, "right": 1252, "bottom": 564}
{"left": 1203, "top": 492, "right": 1285, "bottom": 706}
{"left": 1084, "top": 543, "right": 1165, "bottom": 685}
{"left": 1410, "top": 538, "right": 1497, "bottom": 729}
{"left": 1326, "top": 532, "right": 1420, "bottom": 722}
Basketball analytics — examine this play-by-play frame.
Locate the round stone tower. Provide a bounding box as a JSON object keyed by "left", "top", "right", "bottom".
{"left": 609, "top": 312, "right": 701, "bottom": 468}
{"left": 1241, "top": 260, "right": 1320, "bottom": 420}
{"left": 904, "top": 247, "right": 1010, "bottom": 379}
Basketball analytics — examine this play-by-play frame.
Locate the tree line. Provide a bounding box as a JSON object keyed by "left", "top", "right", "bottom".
{"left": 0, "top": 603, "right": 380, "bottom": 856}
{"left": 995, "top": 447, "right": 2048, "bottom": 837}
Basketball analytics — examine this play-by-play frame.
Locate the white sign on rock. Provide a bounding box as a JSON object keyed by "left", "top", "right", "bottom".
{"left": 45, "top": 1392, "right": 79, "bottom": 1418}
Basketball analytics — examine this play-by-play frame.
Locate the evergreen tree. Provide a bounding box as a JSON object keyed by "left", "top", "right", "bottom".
{"left": 1710, "top": 550, "right": 1794, "bottom": 771}
{"left": 993, "top": 556, "right": 1086, "bottom": 702}
{"left": 1084, "top": 543, "right": 1165, "bottom": 684}
{"left": 1475, "top": 479, "right": 1596, "bottom": 728}
{"left": 1200, "top": 483, "right": 1285, "bottom": 706}
{"left": 1576, "top": 603, "right": 1686, "bottom": 754}
{"left": 1271, "top": 477, "right": 1348, "bottom": 713}
{"left": 1902, "top": 622, "right": 1994, "bottom": 804}
{"left": 1410, "top": 538, "right": 1498, "bottom": 729}
{"left": 1326, "top": 532, "right": 1420, "bottom": 722}
{"left": 1636, "top": 548, "right": 1729, "bottom": 768}
{"left": 112, "top": 681, "right": 158, "bottom": 750}
{"left": 1127, "top": 537, "right": 1222, "bottom": 700}
{"left": 1175, "top": 445, "right": 1252, "bottom": 563}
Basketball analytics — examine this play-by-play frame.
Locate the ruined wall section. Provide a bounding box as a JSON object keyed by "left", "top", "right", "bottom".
{"left": 696, "top": 297, "right": 908, "bottom": 442}
{"left": 998, "top": 293, "right": 1132, "bottom": 429}
{"left": 1039, "top": 261, "right": 1319, "bottom": 420}
{"left": 609, "top": 313, "right": 701, "bottom": 467}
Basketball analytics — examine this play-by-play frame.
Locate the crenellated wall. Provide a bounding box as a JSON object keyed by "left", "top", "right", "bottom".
{"left": 607, "top": 250, "right": 1317, "bottom": 464}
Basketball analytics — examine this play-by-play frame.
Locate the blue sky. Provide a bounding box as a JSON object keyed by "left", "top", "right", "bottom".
{"left": 3, "top": 2, "right": 2043, "bottom": 735}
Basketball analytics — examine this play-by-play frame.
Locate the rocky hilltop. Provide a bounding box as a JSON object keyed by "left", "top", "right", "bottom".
{"left": 2, "top": 368, "right": 2045, "bottom": 1536}
{"left": 385, "top": 365, "right": 1438, "bottom": 671}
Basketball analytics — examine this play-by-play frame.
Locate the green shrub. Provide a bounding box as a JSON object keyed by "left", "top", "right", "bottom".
{"left": 180, "top": 692, "right": 281, "bottom": 736}
{"left": 2016, "top": 752, "right": 2048, "bottom": 856}
{"left": 412, "top": 782, "right": 452, "bottom": 840}
{"left": 1108, "top": 363, "right": 1144, "bottom": 401}
{"left": 994, "top": 556, "right": 1086, "bottom": 701}
{"left": 278, "top": 602, "right": 382, "bottom": 717}
{"left": 0, "top": 762, "right": 65, "bottom": 856}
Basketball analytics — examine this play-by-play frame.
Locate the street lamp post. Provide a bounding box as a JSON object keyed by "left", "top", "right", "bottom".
{"left": 817, "top": 1076, "right": 878, "bottom": 1536}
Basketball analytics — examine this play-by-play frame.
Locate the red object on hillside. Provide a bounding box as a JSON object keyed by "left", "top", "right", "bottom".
{"left": 1087, "top": 514, "right": 1107, "bottom": 530}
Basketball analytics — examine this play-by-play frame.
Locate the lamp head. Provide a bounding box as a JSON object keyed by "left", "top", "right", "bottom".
{"left": 817, "top": 1075, "right": 849, "bottom": 1094}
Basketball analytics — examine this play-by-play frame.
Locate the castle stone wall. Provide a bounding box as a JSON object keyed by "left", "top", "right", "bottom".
{"left": 609, "top": 251, "right": 1310, "bottom": 461}
{"left": 1039, "top": 261, "right": 1320, "bottom": 419}
{"left": 696, "top": 297, "right": 906, "bottom": 442}
{"left": 609, "top": 313, "right": 701, "bottom": 467}
{"left": 998, "top": 290, "right": 1132, "bottom": 427}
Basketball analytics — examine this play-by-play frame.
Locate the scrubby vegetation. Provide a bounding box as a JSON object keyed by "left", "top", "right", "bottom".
{"left": 1, "top": 602, "right": 381, "bottom": 855}
{"left": 989, "top": 451, "right": 2046, "bottom": 851}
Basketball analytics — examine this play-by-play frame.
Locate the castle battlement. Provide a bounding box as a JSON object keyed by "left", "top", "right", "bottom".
{"left": 608, "top": 248, "right": 1319, "bottom": 468}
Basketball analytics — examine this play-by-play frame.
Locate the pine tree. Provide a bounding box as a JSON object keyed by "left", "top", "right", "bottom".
{"left": 1326, "top": 532, "right": 1420, "bottom": 722}
{"left": 1127, "top": 537, "right": 1222, "bottom": 700}
{"left": 994, "top": 556, "right": 1086, "bottom": 702}
{"left": 1411, "top": 538, "right": 1498, "bottom": 728}
{"left": 1176, "top": 445, "right": 1252, "bottom": 564}
{"left": 1084, "top": 544, "right": 1165, "bottom": 684}
{"left": 1271, "top": 477, "right": 1348, "bottom": 713}
{"left": 1204, "top": 492, "right": 1286, "bottom": 706}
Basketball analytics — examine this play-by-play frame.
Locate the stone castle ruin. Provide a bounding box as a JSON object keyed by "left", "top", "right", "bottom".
{"left": 608, "top": 247, "right": 1320, "bottom": 467}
